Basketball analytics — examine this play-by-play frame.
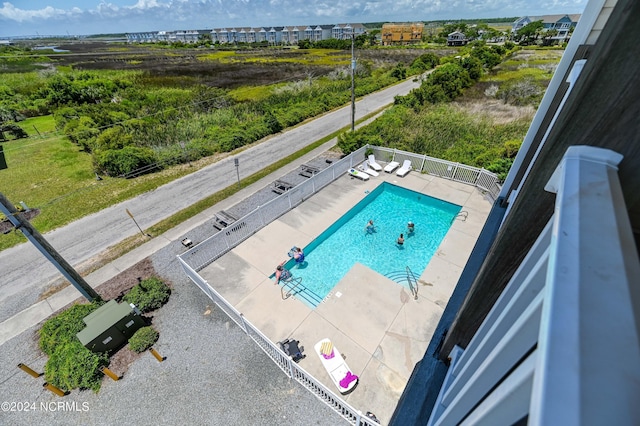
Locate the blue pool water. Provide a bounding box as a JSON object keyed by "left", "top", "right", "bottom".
{"left": 280, "top": 182, "right": 461, "bottom": 307}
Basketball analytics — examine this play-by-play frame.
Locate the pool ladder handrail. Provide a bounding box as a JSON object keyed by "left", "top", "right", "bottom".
{"left": 450, "top": 210, "right": 469, "bottom": 224}
{"left": 281, "top": 276, "right": 304, "bottom": 300}
{"left": 406, "top": 266, "right": 419, "bottom": 300}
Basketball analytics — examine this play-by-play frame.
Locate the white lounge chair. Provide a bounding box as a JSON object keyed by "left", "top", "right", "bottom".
{"left": 347, "top": 168, "right": 369, "bottom": 180}
{"left": 368, "top": 155, "right": 382, "bottom": 171}
{"left": 396, "top": 160, "right": 412, "bottom": 177}
{"left": 314, "top": 338, "right": 358, "bottom": 394}
{"left": 383, "top": 161, "right": 400, "bottom": 173}
{"left": 358, "top": 161, "right": 379, "bottom": 177}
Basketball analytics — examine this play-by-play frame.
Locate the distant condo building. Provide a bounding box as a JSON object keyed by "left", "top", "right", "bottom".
{"left": 126, "top": 23, "right": 365, "bottom": 45}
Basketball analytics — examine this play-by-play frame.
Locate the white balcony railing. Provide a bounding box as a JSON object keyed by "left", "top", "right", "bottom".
{"left": 428, "top": 146, "right": 640, "bottom": 425}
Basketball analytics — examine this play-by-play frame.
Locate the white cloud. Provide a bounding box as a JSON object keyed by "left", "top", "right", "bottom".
{"left": 0, "top": 0, "right": 588, "bottom": 37}
{"left": 131, "top": 0, "right": 164, "bottom": 9}
{"left": 0, "top": 2, "right": 71, "bottom": 22}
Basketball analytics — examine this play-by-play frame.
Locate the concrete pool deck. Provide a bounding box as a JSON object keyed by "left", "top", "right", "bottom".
{"left": 199, "top": 169, "right": 492, "bottom": 424}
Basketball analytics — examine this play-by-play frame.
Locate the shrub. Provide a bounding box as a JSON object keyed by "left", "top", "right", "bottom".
{"left": 337, "top": 131, "right": 362, "bottom": 155}
{"left": 497, "top": 78, "right": 543, "bottom": 106}
{"left": 461, "top": 56, "right": 484, "bottom": 81}
{"left": 410, "top": 53, "right": 440, "bottom": 72}
{"left": 128, "top": 326, "right": 159, "bottom": 353}
{"left": 391, "top": 63, "right": 407, "bottom": 80}
{"left": 44, "top": 340, "right": 109, "bottom": 392}
{"left": 123, "top": 277, "right": 170, "bottom": 312}
{"left": 263, "top": 110, "right": 282, "bottom": 133}
{"left": 337, "top": 131, "right": 384, "bottom": 155}
{"left": 94, "top": 146, "right": 158, "bottom": 177}
{"left": 39, "top": 302, "right": 101, "bottom": 355}
{"left": 0, "top": 122, "right": 28, "bottom": 139}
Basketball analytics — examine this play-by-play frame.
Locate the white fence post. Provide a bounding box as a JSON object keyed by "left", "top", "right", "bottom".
{"left": 288, "top": 357, "right": 294, "bottom": 379}
{"left": 239, "top": 313, "right": 249, "bottom": 334}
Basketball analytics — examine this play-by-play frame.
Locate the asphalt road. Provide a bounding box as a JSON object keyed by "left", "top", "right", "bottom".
{"left": 0, "top": 77, "right": 421, "bottom": 323}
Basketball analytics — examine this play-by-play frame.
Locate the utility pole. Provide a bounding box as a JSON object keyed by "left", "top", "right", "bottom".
{"left": 350, "top": 31, "right": 356, "bottom": 132}
{"left": 0, "top": 193, "right": 102, "bottom": 302}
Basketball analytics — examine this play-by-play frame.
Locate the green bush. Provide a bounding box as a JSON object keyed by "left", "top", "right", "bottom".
{"left": 123, "top": 277, "right": 170, "bottom": 312}
{"left": 410, "top": 53, "right": 440, "bottom": 72}
{"left": 94, "top": 145, "right": 158, "bottom": 177}
{"left": 39, "top": 302, "right": 102, "bottom": 355}
{"left": 39, "top": 302, "right": 110, "bottom": 392}
{"left": 337, "top": 131, "right": 385, "bottom": 155}
{"left": 496, "top": 78, "right": 544, "bottom": 106}
{"left": 44, "top": 340, "right": 109, "bottom": 392}
{"left": 128, "top": 326, "right": 159, "bottom": 353}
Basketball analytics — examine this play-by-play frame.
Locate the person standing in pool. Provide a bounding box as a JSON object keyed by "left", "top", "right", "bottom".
{"left": 407, "top": 221, "right": 415, "bottom": 235}
{"left": 365, "top": 219, "right": 376, "bottom": 233}
{"left": 397, "top": 233, "right": 405, "bottom": 245}
{"left": 293, "top": 247, "right": 305, "bottom": 263}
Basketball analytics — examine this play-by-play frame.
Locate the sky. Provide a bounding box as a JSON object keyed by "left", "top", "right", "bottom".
{"left": 1, "top": 0, "right": 588, "bottom": 37}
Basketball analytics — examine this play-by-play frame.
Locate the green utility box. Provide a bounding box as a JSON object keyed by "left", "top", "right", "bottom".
{"left": 76, "top": 300, "right": 146, "bottom": 354}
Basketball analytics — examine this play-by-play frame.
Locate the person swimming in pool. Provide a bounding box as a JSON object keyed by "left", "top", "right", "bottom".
{"left": 365, "top": 220, "right": 376, "bottom": 233}
{"left": 397, "top": 233, "right": 405, "bottom": 245}
{"left": 407, "top": 221, "right": 415, "bottom": 235}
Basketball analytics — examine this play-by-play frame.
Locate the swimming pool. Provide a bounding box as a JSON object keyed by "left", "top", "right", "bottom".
{"left": 280, "top": 182, "right": 461, "bottom": 307}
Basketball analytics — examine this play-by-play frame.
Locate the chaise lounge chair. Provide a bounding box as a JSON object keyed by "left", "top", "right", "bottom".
{"left": 383, "top": 161, "right": 400, "bottom": 173}
{"left": 396, "top": 160, "right": 412, "bottom": 177}
{"left": 314, "top": 338, "right": 358, "bottom": 394}
{"left": 357, "top": 161, "right": 379, "bottom": 177}
{"left": 367, "top": 155, "right": 383, "bottom": 171}
{"left": 347, "top": 168, "right": 370, "bottom": 181}
{"left": 279, "top": 338, "right": 305, "bottom": 363}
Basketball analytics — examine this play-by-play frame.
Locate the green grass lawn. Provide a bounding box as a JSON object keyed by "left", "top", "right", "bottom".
{"left": 21, "top": 115, "right": 58, "bottom": 135}
{"left": 0, "top": 116, "right": 200, "bottom": 250}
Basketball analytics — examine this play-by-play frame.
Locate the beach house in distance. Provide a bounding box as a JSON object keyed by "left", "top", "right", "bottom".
{"left": 512, "top": 13, "right": 581, "bottom": 43}
{"left": 126, "top": 23, "right": 365, "bottom": 45}
{"left": 390, "top": 0, "right": 640, "bottom": 424}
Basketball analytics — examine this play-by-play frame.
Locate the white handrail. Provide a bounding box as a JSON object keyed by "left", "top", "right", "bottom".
{"left": 428, "top": 146, "right": 640, "bottom": 426}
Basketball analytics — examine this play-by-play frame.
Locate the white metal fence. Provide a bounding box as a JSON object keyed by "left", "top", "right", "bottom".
{"left": 427, "top": 147, "right": 640, "bottom": 425}
{"left": 177, "top": 256, "right": 379, "bottom": 426}
{"left": 177, "top": 145, "right": 501, "bottom": 424}
{"left": 179, "top": 145, "right": 499, "bottom": 272}
{"left": 370, "top": 146, "right": 501, "bottom": 202}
